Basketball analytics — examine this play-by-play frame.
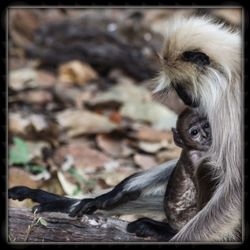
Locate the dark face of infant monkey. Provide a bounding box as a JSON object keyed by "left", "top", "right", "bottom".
{"left": 172, "top": 108, "right": 212, "bottom": 152}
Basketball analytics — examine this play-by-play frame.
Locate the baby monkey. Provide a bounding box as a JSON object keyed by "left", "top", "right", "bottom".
{"left": 164, "top": 108, "right": 212, "bottom": 230}
{"left": 127, "top": 108, "right": 212, "bottom": 239}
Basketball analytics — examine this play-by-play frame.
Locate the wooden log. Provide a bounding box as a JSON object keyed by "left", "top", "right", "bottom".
{"left": 8, "top": 208, "right": 154, "bottom": 242}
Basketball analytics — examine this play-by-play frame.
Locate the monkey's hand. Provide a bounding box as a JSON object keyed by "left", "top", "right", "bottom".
{"left": 69, "top": 189, "right": 141, "bottom": 217}
{"left": 9, "top": 186, "right": 33, "bottom": 201}
{"left": 69, "top": 198, "right": 100, "bottom": 217}
{"left": 9, "top": 186, "right": 80, "bottom": 214}
{"left": 127, "top": 218, "right": 177, "bottom": 241}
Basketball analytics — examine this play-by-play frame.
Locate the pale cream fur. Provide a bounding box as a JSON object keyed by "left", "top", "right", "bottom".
{"left": 154, "top": 15, "right": 242, "bottom": 242}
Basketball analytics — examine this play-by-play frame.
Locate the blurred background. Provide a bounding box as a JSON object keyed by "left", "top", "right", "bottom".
{"left": 8, "top": 8, "right": 241, "bottom": 219}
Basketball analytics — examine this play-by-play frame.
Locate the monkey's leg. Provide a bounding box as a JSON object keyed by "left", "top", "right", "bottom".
{"left": 9, "top": 160, "right": 177, "bottom": 216}
{"left": 69, "top": 160, "right": 177, "bottom": 217}
{"left": 69, "top": 179, "right": 141, "bottom": 217}
{"left": 8, "top": 186, "right": 80, "bottom": 213}
{"left": 127, "top": 218, "right": 177, "bottom": 241}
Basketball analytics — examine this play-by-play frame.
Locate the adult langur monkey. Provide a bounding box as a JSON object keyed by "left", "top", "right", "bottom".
{"left": 151, "top": 15, "right": 242, "bottom": 241}
{"left": 8, "top": 15, "right": 242, "bottom": 242}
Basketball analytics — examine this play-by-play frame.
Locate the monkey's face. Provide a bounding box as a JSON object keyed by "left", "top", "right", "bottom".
{"left": 175, "top": 108, "right": 212, "bottom": 151}
{"left": 185, "top": 118, "right": 212, "bottom": 151}
{"left": 154, "top": 16, "right": 240, "bottom": 109}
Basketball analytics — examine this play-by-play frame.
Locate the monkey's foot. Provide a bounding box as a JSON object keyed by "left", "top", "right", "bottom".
{"left": 8, "top": 186, "right": 32, "bottom": 201}
{"left": 127, "top": 218, "right": 176, "bottom": 241}
{"left": 69, "top": 199, "right": 97, "bottom": 217}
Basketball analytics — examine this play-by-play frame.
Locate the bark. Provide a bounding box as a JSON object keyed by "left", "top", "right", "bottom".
{"left": 8, "top": 208, "right": 154, "bottom": 242}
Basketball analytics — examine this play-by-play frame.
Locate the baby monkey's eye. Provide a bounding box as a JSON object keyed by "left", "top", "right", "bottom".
{"left": 190, "top": 129, "right": 199, "bottom": 136}
{"left": 203, "top": 122, "right": 209, "bottom": 128}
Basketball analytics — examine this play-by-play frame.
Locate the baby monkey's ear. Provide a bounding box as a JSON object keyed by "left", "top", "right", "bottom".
{"left": 172, "top": 128, "right": 184, "bottom": 148}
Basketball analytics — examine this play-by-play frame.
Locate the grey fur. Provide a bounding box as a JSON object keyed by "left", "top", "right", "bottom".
{"left": 154, "top": 16, "right": 242, "bottom": 242}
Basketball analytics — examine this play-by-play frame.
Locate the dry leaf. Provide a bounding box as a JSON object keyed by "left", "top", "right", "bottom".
{"left": 9, "top": 167, "right": 42, "bottom": 189}
{"left": 109, "top": 111, "right": 122, "bottom": 124}
{"left": 9, "top": 90, "right": 53, "bottom": 105}
{"left": 9, "top": 113, "right": 31, "bottom": 135}
{"left": 9, "top": 68, "right": 56, "bottom": 91}
{"left": 137, "top": 140, "right": 170, "bottom": 153}
{"left": 121, "top": 101, "right": 177, "bottom": 130}
{"left": 58, "top": 60, "right": 98, "bottom": 86}
{"left": 53, "top": 142, "right": 113, "bottom": 172}
{"left": 26, "top": 141, "right": 51, "bottom": 161}
{"left": 156, "top": 148, "right": 182, "bottom": 163}
{"left": 133, "top": 153, "right": 157, "bottom": 170}
{"left": 57, "top": 171, "right": 79, "bottom": 196}
{"left": 36, "top": 70, "right": 57, "bottom": 88}
{"left": 87, "top": 82, "right": 151, "bottom": 107}
{"left": 9, "top": 113, "right": 58, "bottom": 139}
{"left": 130, "top": 126, "right": 173, "bottom": 143}
{"left": 96, "top": 134, "right": 134, "bottom": 158}
{"left": 9, "top": 68, "right": 38, "bottom": 91}
{"left": 99, "top": 167, "right": 136, "bottom": 187}
{"left": 9, "top": 9, "right": 40, "bottom": 47}
{"left": 56, "top": 109, "right": 117, "bottom": 137}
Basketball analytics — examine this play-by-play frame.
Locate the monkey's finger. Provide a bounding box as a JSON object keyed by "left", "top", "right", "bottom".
{"left": 69, "top": 199, "right": 96, "bottom": 217}
{"left": 69, "top": 200, "right": 89, "bottom": 217}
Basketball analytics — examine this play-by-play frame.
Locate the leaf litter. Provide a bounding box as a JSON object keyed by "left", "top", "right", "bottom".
{"left": 11, "top": 8, "right": 229, "bottom": 208}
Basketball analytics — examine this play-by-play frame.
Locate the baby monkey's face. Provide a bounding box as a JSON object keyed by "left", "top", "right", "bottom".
{"left": 173, "top": 109, "right": 212, "bottom": 151}
{"left": 185, "top": 117, "right": 212, "bottom": 150}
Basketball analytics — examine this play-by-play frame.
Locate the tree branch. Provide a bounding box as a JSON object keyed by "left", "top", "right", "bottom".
{"left": 8, "top": 208, "right": 154, "bottom": 242}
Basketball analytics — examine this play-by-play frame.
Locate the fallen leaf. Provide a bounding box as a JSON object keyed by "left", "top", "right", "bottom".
{"left": 87, "top": 82, "right": 151, "bottom": 107}
{"left": 9, "top": 68, "right": 56, "bottom": 91}
{"left": 133, "top": 153, "right": 157, "bottom": 170}
{"left": 156, "top": 148, "right": 182, "bottom": 163}
{"left": 9, "top": 90, "right": 53, "bottom": 105}
{"left": 9, "top": 68, "right": 38, "bottom": 91}
{"left": 9, "top": 167, "right": 42, "bottom": 189}
{"left": 9, "top": 9, "right": 40, "bottom": 47}
{"left": 121, "top": 100, "right": 177, "bottom": 130}
{"left": 57, "top": 171, "right": 79, "bottom": 196}
{"left": 58, "top": 60, "right": 98, "bottom": 86}
{"left": 130, "top": 126, "right": 173, "bottom": 142}
{"left": 9, "top": 137, "right": 30, "bottom": 165}
{"left": 9, "top": 112, "right": 58, "bottom": 139}
{"left": 109, "top": 111, "right": 122, "bottom": 124}
{"left": 53, "top": 142, "right": 114, "bottom": 172}
{"left": 137, "top": 140, "right": 170, "bottom": 153}
{"left": 56, "top": 109, "right": 117, "bottom": 137}
{"left": 26, "top": 141, "right": 51, "bottom": 162}
{"left": 96, "top": 134, "right": 134, "bottom": 158}
{"left": 98, "top": 167, "right": 136, "bottom": 187}
{"left": 37, "top": 217, "right": 48, "bottom": 227}
{"left": 37, "top": 70, "right": 57, "bottom": 88}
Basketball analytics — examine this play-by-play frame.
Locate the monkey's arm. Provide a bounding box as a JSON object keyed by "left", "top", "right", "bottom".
{"left": 9, "top": 160, "right": 177, "bottom": 216}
